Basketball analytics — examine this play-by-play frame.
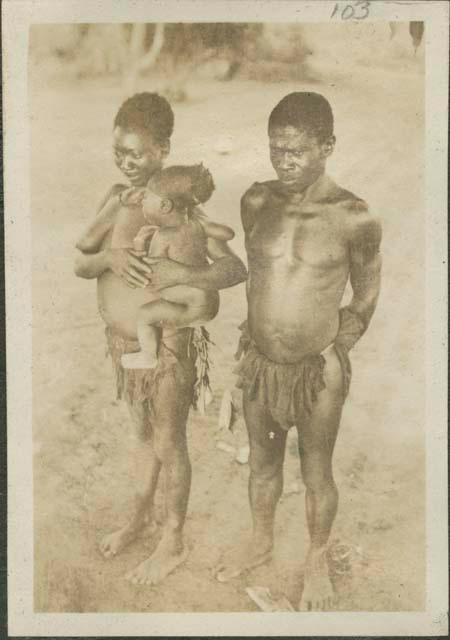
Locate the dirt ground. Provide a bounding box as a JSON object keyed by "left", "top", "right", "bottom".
{"left": 31, "top": 53, "right": 425, "bottom": 612}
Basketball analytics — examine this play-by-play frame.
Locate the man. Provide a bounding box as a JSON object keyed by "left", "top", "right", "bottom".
{"left": 74, "top": 92, "right": 246, "bottom": 585}
{"left": 216, "top": 92, "right": 382, "bottom": 611}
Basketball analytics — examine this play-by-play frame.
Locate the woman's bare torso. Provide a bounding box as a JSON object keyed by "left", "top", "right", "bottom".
{"left": 98, "top": 206, "right": 218, "bottom": 339}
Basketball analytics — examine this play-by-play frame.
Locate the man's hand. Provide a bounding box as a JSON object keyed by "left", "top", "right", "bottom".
{"left": 143, "top": 257, "right": 189, "bottom": 290}
{"left": 107, "top": 248, "right": 154, "bottom": 288}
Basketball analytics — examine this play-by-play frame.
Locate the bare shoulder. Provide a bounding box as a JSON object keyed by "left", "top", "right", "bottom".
{"left": 339, "top": 196, "right": 382, "bottom": 262}
{"left": 155, "top": 225, "right": 178, "bottom": 242}
{"left": 325, "top": 184, "right": 382, "bottom": 248}
{"left": 347, "top": 203, "right": 382, "bottom": 249}
{"left": 191, "top": 208, "right": 235, "bottom": 242}
{"left": 96, "top": 183, "right": 128, "bottom": 214}
{"left": 241, "top": 180, "right": 274, "bottom": 210}
{"left": 241, "top": 181, "right": 275, "bottom": 232}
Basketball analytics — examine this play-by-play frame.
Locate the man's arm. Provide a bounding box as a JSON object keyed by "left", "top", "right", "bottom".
{"left": 335, "top": 215, "right": 382, "bottom": 352}
{"left": 240, "top": 181, "right": 267, "bottom": 235}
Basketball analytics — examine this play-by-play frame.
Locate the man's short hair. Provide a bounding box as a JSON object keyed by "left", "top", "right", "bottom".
{"left": 268, "top": 92, "right": 334, "bottom": 142}
{"left": 114, "top": 92, "right": 174, "bottom": 144}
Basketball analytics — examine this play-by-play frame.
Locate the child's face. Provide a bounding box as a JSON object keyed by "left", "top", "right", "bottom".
{"left": 269, "top": 125, "right": 334, "bottom": 191}
{"left": 113, "top": 126, "right": 168, "bottom": 187}
{"left": 141, "top": 189, "right": 165, "bottom": 225}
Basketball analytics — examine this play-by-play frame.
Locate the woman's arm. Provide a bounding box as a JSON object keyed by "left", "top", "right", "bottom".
{"left": 144, "top": 237, "right": 247, "bottom": 291}
{"left": 74, "top": 247, "right": 153, "bottom": 288}
{"left": 75, "top": 194, "right": 121, "bottom": 253}
{"left": 74, "top": 184, "right": 153, "bottom": 287}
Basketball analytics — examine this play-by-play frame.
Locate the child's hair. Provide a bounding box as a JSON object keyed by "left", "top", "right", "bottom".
{"left": 268, "top": 92, "right": 334, "bottom": 143}
{"left": 150, "top": 164, "right": 215, "bottom": 212}
{"left": 114, "top": 92, "right": 174, "bottom": 144}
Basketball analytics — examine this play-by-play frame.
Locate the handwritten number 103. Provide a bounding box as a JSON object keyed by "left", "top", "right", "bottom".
{"left": 331, "top": 1, "right": 370, "bottom": 20}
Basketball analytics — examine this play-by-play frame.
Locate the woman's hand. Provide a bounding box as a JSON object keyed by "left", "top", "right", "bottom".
{"left": 106, "top": 248, "right": 154, "bottom": 288}
{"left": 143, "top": 257, "right": 189, "bottom": 290}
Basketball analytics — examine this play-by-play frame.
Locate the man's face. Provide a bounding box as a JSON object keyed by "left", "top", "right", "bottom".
{"left": 113, "top": 126, "right": 168, "bottom": 187}
{"left": 269, "top": 126, "right": 334, "bottom": 191}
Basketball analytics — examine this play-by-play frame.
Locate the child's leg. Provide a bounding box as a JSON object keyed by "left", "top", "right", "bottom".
{"left": 121, "top": 302, "right": 162, "bottom": 369}
{"left": 122, "top": 295, "right": 213, "bottom": 369}
{"left": 161, "top": 286, "right": 219, "bottom": 325}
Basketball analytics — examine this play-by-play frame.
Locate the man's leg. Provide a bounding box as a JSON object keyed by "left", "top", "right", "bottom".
{"left": 126, "top": 361, "right": 193, "bottom": 585}
{"left": 297, "top": 347, "right": 344, "bottom": 611}
{"left": 100, "top": 400, "right": 162, "bottom": 558}
{"left": 216, "top": 389, "right": 287, "bottom": 581}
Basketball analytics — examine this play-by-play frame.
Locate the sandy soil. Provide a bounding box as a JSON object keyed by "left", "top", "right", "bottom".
{"left": 31, "top": 55, "right": 425, "bottom": 612}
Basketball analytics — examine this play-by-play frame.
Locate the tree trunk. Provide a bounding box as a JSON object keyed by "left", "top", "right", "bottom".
{"left": 123, "top": 23, "right": 165, "bottom": 95}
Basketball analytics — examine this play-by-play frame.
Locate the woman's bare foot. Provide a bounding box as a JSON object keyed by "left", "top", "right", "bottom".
{"left": 298, "top": 547, "right": 335, "bottom": 611}
{"left": 215, "top": 536, "right": 273, "bottom": 582}
{"left": 125, "top": 531, "right": 189, "bottom": 585}
{"left": 100, "top": 521, "right": 144, "bottom": 559}
{"left": 121, "top": 352, "right": 157, "bottom": 370}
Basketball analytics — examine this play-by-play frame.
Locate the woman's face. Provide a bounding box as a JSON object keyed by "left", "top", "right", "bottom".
{"left": 113, "top": 126, "right": 169, "bottom": 186}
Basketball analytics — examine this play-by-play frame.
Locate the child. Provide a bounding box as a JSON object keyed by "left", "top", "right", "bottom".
{"left": 78, "top": 163, "right": 234, "bottom": 369}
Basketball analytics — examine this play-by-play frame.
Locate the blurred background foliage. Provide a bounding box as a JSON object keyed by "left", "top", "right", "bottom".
{"left": 29, "top": 22, "right": 424, "bottom": 99}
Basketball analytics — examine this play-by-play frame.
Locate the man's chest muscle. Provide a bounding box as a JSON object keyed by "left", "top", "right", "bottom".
{"left": 247, "top": 211, "right": 347, "bottom": 268}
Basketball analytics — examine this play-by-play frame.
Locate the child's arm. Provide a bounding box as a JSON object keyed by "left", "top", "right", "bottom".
{"left": 197, "top": 218, "right": 235, "bottom": 242}
{"left": 76, "top": 194, "right": 121, "bottom": 253}
{"left": 133, "top": 225, "right": 159, "bottom": 252}
{"left": 148, "top": 228, "right": 172, "bottom": 258}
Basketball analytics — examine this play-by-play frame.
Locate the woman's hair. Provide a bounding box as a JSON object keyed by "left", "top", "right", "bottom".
{"left": 114, "top": 92, "right": 174, "bottom": 144}
{"left": 150, "top": 164, "right": 215, "bottom": 211}
{"left": 268, "top": 92, "right": 334, "bottom": 142}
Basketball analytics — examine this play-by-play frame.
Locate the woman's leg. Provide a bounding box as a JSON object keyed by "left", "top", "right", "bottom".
{"left": 100, "top": 400, "right": 162, "bottom": 558}
{"left": 126, "top": 352, "right": 195, "bottom": 585}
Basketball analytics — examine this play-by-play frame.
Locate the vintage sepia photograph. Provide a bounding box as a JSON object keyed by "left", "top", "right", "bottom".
{"left": 4, "top": 0, "right": 448, "bottom": 636}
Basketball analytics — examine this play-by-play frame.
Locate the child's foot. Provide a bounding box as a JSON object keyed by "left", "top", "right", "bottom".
{"left": 121, "top": 352, "right": 158, "bottom": 369}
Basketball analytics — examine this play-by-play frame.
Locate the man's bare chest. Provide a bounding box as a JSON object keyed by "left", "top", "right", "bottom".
{"left": 247, "top": 209, "right": 348, "bottom": 268}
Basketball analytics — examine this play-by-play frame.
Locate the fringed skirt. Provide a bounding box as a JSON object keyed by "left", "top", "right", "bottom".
{"left": 105, "top": 326, "right": 213, "bottom": 413}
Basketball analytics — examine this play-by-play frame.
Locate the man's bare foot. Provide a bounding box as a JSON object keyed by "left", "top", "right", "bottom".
{"left": 100, "top": 522, "right": 143, "bottom": 559}
{"left": 125, "top": 533, "right": 189, "bottom": 585}
{"left": 215, "top": 537, "right": 273, "bottom": 582}
{"left": 121, "top": 352, "right": 157, "bottom": 370}
{"left": 298, "top": 548, "right": 335, "bottom": 611}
